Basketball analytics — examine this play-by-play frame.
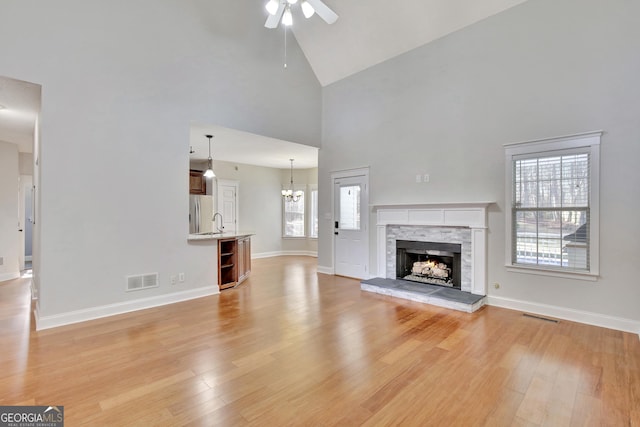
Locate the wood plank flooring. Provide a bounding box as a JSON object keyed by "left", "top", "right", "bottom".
{"left": 1, "top": 256, "right": 639, "bottom": 426}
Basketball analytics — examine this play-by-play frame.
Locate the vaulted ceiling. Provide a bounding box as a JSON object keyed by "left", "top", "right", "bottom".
{"left": 1, "top": 0, "right": 529, "bottom": 167}
{"left": 289, "top": 0, "right": 529, "bottom": 86}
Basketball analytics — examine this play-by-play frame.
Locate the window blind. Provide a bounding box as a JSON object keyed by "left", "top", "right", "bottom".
{"left": 512, "top": 151, "right": 590, "bottom": 270}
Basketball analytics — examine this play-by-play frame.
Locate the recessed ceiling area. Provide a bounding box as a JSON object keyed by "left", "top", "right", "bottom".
{"left": 190, "top": 123, "right": 318, "bottom": 169}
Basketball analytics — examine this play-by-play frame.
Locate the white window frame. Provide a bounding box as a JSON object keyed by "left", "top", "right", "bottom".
{"left": 504, "top": 131, "right": 601, "bottom": 280}
{"left": 282, "top": 185, "right": 306, "bottom": 238}
{"left": 309, "top": 185, "right": 318, "bottom": 239}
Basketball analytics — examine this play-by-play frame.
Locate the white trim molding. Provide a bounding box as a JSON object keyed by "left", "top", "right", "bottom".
{"left": 488, "top": 295, "right": 640, "bottom": 336}
{"left": 252, "top": 251, "right": 318, "bottom": 259}
{"left": 316, "top": 265, "right": 335, "bottom": 275}
{"left": 504, "top": 130, "right": 601, "bottom": 278}
{"left": 0, "top": 272, "right": 20, "bottom": 282}
{"left": 373, "top": 202, "right": 492, "bottom": 296}
{"left": 35, "top": 286, "right": 218, "bottom": 330}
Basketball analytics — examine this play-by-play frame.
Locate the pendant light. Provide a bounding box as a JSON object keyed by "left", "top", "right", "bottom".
{"left": 282, "top": 159, "right": 303, "bottom": 202}
{"left": 203, "top": 135, "right": 215, "bottom": 178}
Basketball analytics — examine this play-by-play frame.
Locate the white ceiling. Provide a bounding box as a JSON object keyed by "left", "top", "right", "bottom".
{"left": 289, "top": 0, "right": 529, "bottom": 86}
{"left": 190, "top": 123, "right": 319, "bottom": 169}
{"left": 1, "top": 1, "right": 528, "bottom": 166}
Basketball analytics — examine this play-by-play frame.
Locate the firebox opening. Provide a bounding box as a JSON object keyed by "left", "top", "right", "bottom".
{"left": 396, "top": 240, "right": 462, "bottom": 289}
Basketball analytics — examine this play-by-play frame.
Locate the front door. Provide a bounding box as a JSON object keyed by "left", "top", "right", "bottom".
{"left": 333, "top": 171, "right": 369, "bottom": 279}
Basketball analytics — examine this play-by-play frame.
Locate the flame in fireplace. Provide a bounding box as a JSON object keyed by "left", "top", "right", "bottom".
{"left": 411, "top": 259, "right": 451, "bottom": 279}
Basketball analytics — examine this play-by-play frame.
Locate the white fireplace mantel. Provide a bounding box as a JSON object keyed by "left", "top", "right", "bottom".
{"left": 374, "top": 202, "right": 493, "bottom": 296}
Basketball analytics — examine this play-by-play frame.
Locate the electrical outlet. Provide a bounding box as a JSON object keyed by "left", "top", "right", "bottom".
{"left": 171, "top": 275, "right": 177, "bottom": 285}
{"left": 178, "top": 273, "right": 185, "bottom": 282}
{"left": 494, "top": 282, "right": 500, "bottom": 289}
{"left": 423, "top": 174, "right": 430, "bottom": 183}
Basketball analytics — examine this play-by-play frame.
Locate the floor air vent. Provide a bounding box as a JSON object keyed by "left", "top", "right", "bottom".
{"left": 523, "top": 313, "right": 559, "bottom": 323}
{"left": 126, "top": 273, "right": 159, "bottom": 292}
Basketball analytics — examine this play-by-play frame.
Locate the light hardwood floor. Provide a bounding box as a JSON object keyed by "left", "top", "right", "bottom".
{"left": 1, "top": 256, "right": 639, "bottom": 426}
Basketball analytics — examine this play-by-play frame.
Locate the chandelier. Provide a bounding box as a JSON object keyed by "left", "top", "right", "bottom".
{"left": 282, "top": 159, "right": 303, "bottom": 202}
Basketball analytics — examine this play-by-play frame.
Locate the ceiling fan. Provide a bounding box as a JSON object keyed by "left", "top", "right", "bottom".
{"left": 265, "top": 0, "right": 338, "bottom": 29}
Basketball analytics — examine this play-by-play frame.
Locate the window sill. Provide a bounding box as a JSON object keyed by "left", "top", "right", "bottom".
{"left": 282, "top": 236, "right": 306, "bottom": 240}
{"left": 505, "top": 264, "right": 598, "bottom": 281}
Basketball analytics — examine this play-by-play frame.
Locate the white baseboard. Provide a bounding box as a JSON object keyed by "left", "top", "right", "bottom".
{"left": 487, "top": 296, "right": 640, "bottom": 336}
{"left": 35, "top": 286, "right": 218, "bottom": 331}
{"left": 252, "top": 251, "right": 318, "bottom": 259}
{"left": 0, "top": 272, "right": 20, "bottom": 282}
{"left": 317, "top": 265, "right": 334, "bottom": 275}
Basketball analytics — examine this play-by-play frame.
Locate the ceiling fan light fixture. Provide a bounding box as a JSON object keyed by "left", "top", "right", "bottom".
{"left": 301, "top": 1, "right": 315, "bottom": 18}
{"left": 282, "top": 7, "right": 293, "bottom": 26}
{"left": 265, "top": 0, "right": 279, "bottom": 15}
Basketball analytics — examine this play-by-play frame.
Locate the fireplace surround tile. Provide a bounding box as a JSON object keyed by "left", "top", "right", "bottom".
{"left": 387, "top": 225, "right": 472, "bottom": 292}
{"left": 374, "top": 202, "right": 491, "bottom": 297}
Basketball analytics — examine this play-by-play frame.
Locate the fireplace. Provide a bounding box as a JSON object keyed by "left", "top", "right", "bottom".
{"left": 396, "top": 240, "right": 462, "bottom": 289}
{"left": 375, "top": 202, "right": 491, "bottom": 296}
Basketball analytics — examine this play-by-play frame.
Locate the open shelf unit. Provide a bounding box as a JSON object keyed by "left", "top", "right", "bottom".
{"left": 218, "top": 238, "right": 237, "bottom": 290}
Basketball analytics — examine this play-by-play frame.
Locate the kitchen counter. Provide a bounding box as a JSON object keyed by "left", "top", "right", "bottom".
{"left": 187, "top": 231, "right": 254, "bottom": 241}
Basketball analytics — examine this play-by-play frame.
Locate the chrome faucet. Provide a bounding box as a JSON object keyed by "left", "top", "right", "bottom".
{"left": 212, "top": 212, "right": 224, "bottom": 233}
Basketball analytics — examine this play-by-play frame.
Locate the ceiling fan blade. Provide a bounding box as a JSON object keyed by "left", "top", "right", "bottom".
{"left": 306, "top": 0, "right": 338, "bottom": 24}
{"left": 265, "top": 2, "right": 286, "bottom": 29}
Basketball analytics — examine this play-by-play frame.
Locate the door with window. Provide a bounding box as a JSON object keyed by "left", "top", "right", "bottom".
{"left": 333, "top": 171, "right": 369, "bottom": 279}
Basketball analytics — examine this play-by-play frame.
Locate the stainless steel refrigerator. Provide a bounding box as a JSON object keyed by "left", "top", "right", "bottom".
{"left": 189, "top": 195, "right": 214, "bottom": 234}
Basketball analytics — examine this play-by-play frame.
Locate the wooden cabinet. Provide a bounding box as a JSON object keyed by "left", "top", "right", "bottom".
{"left": 218, "top": 238, "right": 237, "bottom": 290}
{"left": 237, "top": 236, "right": 251, "bottom": 284}
{"left": 189, "top": 170, "right": 206, "bottom": 195}
{"left": 218, "top": 236, "right": 251, "bottom": 290}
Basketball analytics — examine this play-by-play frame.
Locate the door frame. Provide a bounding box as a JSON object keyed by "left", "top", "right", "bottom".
{"left": 331, "top": 167, "right": 370, "bottom": 278}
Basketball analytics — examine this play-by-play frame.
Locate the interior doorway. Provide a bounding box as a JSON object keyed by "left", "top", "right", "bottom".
{"left": 217, "top": 179, "right": 239, "bottom": 234}
{"left": 18, "top": 175, "right": 33, "bottom": 271}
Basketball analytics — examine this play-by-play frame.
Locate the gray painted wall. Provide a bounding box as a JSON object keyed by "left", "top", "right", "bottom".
{"left": 212, "top": 160, "right": 284, "bottom": 256}
{"left": 0, "top": 0, "right": 321, "bottom": 318}
{"left": 318, "top": 0, "right": 640, "bottom": 323}
{"left": 0, "top": 142, "right": 19, "bottom": 281}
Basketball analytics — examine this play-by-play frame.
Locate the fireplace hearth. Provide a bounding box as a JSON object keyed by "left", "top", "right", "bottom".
{"left": 375, "top": 202, "right": 491, "bottom": 296}
{"left": 366, "top": 202, "right": 491, "bottom": 311}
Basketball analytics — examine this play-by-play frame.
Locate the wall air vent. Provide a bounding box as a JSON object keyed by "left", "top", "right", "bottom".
{"left": 126, "top": 273, "right": 159, "bottom": 292}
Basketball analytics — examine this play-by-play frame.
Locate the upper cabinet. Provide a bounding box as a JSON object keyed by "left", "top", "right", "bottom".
{"left": 189, "top": 170, "right": 206, "bottom": 194}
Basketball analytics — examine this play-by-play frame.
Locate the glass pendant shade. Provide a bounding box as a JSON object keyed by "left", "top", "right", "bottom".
{"left": 301, "top": 1, "right": 315, "bottom": 18}
{"left": 282, "top": 7, "right": 293, "bottom": 26}
{"left": 265, "top": 0, "right": 279, "bottom": 15}
{"left": 203, "top": 135, "right": 215, "bottom": 178}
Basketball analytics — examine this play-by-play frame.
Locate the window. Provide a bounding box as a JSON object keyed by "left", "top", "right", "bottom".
{"left": 309, "top": 186, "right": 318, "bottom": 238}
{"left": 505, "top": 131, "right": 600, "bottom": 278}
{"left": 283, "top": 190, "right": 305, "bottom": 237}
{"left": 339, "top": 185, "right": 361, "bottom": 230}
